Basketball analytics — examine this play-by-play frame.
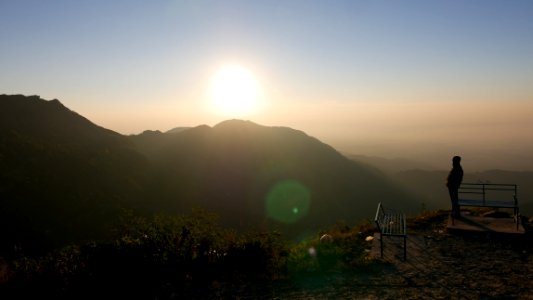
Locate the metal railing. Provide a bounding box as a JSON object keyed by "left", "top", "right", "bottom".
{"left": 458, "top": 183, "right": 518, "bottom": 206}
{"left": 456, "top": 183, "right": 520, "bottom": 230}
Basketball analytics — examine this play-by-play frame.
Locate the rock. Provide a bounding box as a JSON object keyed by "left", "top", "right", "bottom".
{"left": 320, "top": 233, "right": 333, "bottom": 243}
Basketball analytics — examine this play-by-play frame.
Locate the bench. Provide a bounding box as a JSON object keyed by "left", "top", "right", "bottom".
{"left": 374, "top": 202, "right": 407, "bottom": 260}
{"left": 454, "top": 183, "right": 520, "bottom": 229}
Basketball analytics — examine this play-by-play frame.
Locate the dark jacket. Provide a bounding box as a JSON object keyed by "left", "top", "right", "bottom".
{"left": 446, "top": 165, "right": 463, "bottom": 189}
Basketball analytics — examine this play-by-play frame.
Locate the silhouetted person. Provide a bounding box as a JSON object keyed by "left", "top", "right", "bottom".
{"left": 446, "top": 156, "right": 463, "bottom": 217}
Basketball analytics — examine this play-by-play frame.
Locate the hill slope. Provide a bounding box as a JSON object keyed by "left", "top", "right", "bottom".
{"left": 0, "top": 94, "right": 148, "bottom": 253}
{"left": 130, "top": 119, "right": 422, "bottom": 235}
{"left": 0, "top": 95, "right": 421, "bottom": 254}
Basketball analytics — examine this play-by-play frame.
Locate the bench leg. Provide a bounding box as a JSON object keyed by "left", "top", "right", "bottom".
{"left": 516, "top": 211, "right": 520, "bottom": 231}
{"left": 403, "top": 236, "right": 407, "bottom": 261}
{"left": 516, "top": 208, "right": 520, "bottom": 231}
{"left": 380, "top": 233, "right": 384, "bottom": 258}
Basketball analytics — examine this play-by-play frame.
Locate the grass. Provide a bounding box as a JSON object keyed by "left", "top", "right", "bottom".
{"left": 406, "top": 209, "right": 450, "bottom": 231}
{"left": 286, "top": 220, "right": 376, "bottom": 275}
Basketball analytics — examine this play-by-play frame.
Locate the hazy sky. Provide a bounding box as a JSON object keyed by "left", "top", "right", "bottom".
{"left": 2, "top": 0, "right": 533, "bottom": 170}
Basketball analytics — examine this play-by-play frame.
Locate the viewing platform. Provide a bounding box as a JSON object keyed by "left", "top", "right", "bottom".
{"left": 446, "top": 212, "right": 525, "bottom": 235}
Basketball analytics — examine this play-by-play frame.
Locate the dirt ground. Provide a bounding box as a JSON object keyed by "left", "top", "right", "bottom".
{"left": 217, "top": 214, "right": 533, "bottom": 300}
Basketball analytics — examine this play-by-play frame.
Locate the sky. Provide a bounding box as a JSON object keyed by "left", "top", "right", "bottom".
{"left": 1, "top": 0, "right": 533, "bottom": 170}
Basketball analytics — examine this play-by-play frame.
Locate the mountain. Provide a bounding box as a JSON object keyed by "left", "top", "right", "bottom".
{"left": 0, "top": 94, "right": 148, "bottom": 253}
{"left": 0, "top": 94, "right": 421, "bottom": 255}
{"left": 130, "top": 119, "right": 422, "bottom": 235}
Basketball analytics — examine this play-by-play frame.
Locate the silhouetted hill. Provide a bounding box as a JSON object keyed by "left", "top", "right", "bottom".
{"left": 130, "top": 119, "right": 422, "bottom": 236}
{"left": 165, "top": 126, "right": 192, "bottom": 134}
{"left": 1, "top": 95, "right": 421, "bottom": 255}
{"left": 0, "top": 94, "right": 148, "bottom": 254}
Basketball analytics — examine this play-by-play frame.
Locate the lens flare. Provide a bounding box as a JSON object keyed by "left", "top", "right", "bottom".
{"left": 265, "top": 180, "right": 311, "bottom": 224}
{"left": 308, "top": 247, "right": 317, "bottom": 257}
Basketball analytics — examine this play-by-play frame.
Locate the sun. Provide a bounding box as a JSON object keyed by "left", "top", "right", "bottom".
{"left": 209, "top": 64, "right": 263, "bottom": 117}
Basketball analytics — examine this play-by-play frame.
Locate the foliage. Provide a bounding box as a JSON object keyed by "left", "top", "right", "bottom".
{"left": 2, "top": 209, "right": 290, "bottom": 298}
{"left": 1, "top": 210, "right": 379, "bottom": 298}
{"left": 286, "top": 220, "right": 374, "bottom": 276}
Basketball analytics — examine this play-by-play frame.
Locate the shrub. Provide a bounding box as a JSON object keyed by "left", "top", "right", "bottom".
{"left": 287, "top": 221, "right": 372, "bottom": 276}
{"left": 3, "top": 208, "right": 290, "bottom": 298}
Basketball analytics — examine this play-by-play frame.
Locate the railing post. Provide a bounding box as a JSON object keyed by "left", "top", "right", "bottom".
{"left": 514, "top": 184, "right": 518, "bottom": 213}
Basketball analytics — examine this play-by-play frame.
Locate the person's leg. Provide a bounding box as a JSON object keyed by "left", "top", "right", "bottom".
{"left": 449, "top": 188, "right": 460, "bottom": 217}
{"left": 453, "top": 190, "right": 460, "bottom": 216}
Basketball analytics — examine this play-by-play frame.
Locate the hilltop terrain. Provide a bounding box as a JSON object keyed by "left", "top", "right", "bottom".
{"left": 278, "top": 213, "right": 533, "bottom": 299}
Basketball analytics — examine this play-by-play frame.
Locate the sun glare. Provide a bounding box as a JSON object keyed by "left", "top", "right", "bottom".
{"left": 209, "top": 64, "right": 263, "bottom": 117}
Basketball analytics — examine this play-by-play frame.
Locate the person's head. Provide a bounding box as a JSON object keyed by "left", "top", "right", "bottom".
{"left": 452, "top": 155, "right": 461, "bottom": 166}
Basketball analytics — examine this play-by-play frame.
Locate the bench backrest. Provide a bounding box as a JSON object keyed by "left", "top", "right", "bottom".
{"left": 374, "top": 202, "right": 406, "bottom": 236}
{"left": 459, "top": 183, "right": 518, "bottom": 205}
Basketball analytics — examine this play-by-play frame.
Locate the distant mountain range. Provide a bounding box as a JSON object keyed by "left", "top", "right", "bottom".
{"left": 385, "top": 168, "right": 533, "bottom": 215}
{"left": 0, "top": 94, "right": 422, "bottom": 254}
{"left": 349, "top": 154, "right": 533, "bottom": 216}
{"left": 346, "top": 154, "right": 440, "bottom": 174}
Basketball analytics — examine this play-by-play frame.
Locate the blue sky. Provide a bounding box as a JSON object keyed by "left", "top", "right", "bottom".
{"left": 1, "top": 0, "right": 533, "bottom": 169}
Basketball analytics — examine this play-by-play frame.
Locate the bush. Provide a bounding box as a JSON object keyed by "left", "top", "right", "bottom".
{"left": 287, "top": 220, "right": 373, "bottom": 276}
{"left": 3, "top": 208, "right": 290, "bottom": 298}
{"left": 3, "top": 211, "right": 376, "bottom": 298}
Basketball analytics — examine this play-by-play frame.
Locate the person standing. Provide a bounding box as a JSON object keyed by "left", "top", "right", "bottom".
{"left": 446, "top": 156, "right": 463, "bottom": 217}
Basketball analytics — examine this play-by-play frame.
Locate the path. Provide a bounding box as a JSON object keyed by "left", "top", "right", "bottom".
{"left": 368, "top": 216, "right": 533, "bottom": 299}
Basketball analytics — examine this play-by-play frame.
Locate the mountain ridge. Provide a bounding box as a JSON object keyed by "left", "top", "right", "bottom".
{"left": 1, "top": 94, "right": 420, "bottom": 254}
